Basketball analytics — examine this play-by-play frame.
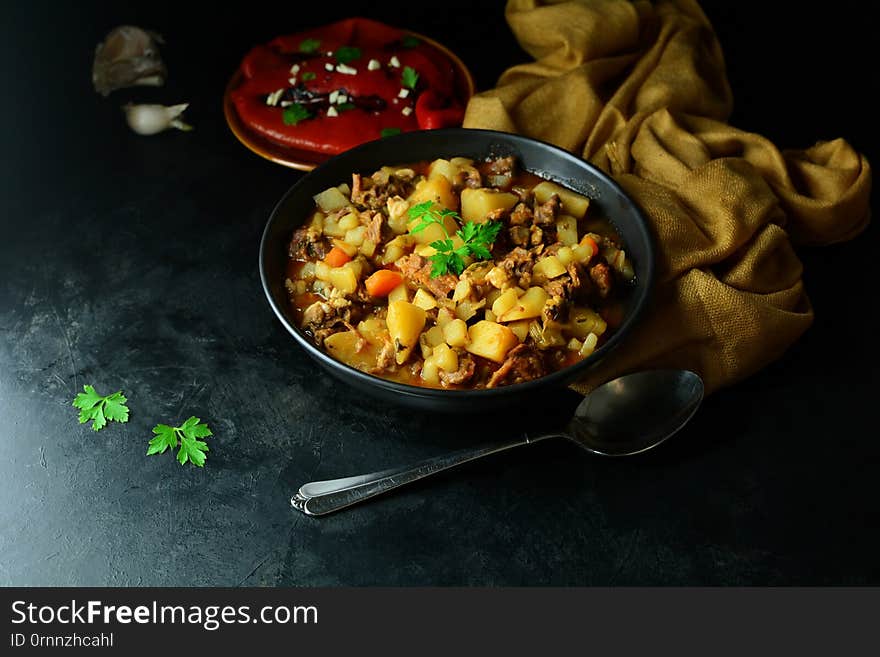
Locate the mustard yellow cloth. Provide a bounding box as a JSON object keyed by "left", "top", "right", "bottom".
{"left": 463, "top": 0, "right": 871, "bottom": 394}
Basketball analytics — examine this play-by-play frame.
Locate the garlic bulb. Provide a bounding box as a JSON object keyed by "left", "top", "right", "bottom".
{"left": 93, "top": 26, "right": 167, "bottom": 96}
{"left": 123, "top": 103, "right": 193, "bottom": 135}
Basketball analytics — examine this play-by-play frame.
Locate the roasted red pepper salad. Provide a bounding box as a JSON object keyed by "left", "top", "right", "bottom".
{"left": 231, "top": 18, "right": 467, "bottom": 155}
{"left": 284, "top": 156, "right": 636, "bottom": 389}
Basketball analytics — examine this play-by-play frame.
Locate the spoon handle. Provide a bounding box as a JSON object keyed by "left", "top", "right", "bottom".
{"left": 291, "top": 434, "right": 542, "bottom": 516}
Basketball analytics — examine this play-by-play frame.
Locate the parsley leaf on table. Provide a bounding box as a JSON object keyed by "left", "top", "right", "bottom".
{"left": 407, "top": 202, "right": 502, "bottom": 277}
{"left": 72, "top": 385, "right": 129, "bottom": 432}
{"left": 147, "top": 416, "right": 212, "bottom": 468}
{"left": 401, "top": 66, "right": 419, "bottom": 90}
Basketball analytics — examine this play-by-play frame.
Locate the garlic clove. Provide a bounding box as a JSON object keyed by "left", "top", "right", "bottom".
{"left": 123, "top": 103, "right": 193, "bottom": 135}
{"left": 93, "top": 25, "right": 167, "bottom": 96}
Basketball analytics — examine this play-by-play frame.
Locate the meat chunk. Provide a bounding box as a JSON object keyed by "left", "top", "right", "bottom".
{"left": 364, "top": 212, "right": 383, "bottom": 244}
{"left": 589, "top": 261, "right": 614, "bottom": 298}
{"left": 509, "top": 202, "right": 533, "bottom": 226}
{"left": 508, "top": 225, "right": 530, "bottom": 248}
{"left": 486, "top": 344, "right": 547, "bottom": 388}
{"left": 351, "top": 170, "right": 415, "bottom": 210}
{"left": 289, "top": 225, "right": 328, "bottom": 260}
{"left": 439, "top": 353, "right": 476, "bottom": 387}
{"left": 541, "top": 262, "right": 587, "bottom": 301}
{"left": 496, "top": 247, "right": 537, "bottom": 288}
{"left": 369, "top": 338, "right": 397, "bottom": 375}
{"left": 395, "top": 253, "right": 458, "bottom": 298}
{"left": 485, "top": 156, "right": 515, "bottom": 177}
{"left": 534, "top": 194, "right": 561, "bottom": 225}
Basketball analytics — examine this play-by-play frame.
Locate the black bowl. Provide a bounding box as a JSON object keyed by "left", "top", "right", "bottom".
{"left": 259, "top": 128, "right": 654, "bottom": 412}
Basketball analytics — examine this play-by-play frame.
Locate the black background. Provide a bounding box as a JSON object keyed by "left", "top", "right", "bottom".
{"left": 1, "top": 1, "right": 876, "bottom": 586}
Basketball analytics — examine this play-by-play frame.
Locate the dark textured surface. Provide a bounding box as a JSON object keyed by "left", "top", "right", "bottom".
{"left": 1, "top": 1, "right": 876, "bottom": 586}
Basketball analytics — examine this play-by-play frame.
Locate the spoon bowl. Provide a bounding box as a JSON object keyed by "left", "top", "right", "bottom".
{"left": 564, "top": 369, "right": 704, "bottom": 456}
{"left": 292, "top": 369, "right": 705, "bottom": 516}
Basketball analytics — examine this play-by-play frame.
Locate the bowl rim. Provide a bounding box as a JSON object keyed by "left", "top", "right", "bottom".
{"left": 259, "top": 127, "right": 655, "bottom": 399}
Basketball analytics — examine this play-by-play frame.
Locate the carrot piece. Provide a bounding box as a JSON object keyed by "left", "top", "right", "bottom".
{"left": 365, "top": 269, "right": 404, "bottom": 297}
{"left": 580, "top": 235, "right": 599, "bottom": 257}
{"left": 324, "top": 246, "right": 352, "bottom": 268}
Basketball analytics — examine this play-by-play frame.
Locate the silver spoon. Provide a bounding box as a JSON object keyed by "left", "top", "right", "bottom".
{"left": 291, "top": 369, "right": 704, "bottom": 516}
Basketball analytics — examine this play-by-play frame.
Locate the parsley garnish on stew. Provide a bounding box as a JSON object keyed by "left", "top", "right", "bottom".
{"left": 301, "top": 71, "right": 316, "bottom": 81}
{"left": 283, "top": 103, "right": 311, "bottom": 125}
{"left": 402, "top": 35, "right": 421, "bottom": 48}
{"left": 299, "top": 38, "right": 321, "bottom": 54}
{"left": 401, "top": 66, "right": 419, "bottom": 90}
{"left": 408, "top": 201, "right": 502, "bottom": 277}
{"left": 334, "top": 46, "right": 362, "bottom": 65}
{"left": 380, "top": 127, "right": 402, "bottom": 138}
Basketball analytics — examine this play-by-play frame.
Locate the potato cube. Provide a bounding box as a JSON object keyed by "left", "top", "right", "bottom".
{"left": 313, "top": 187, "right": 350, "bottom": 212}
{"left": 556, "top": 215, "right": 579, "bottom": 246}
{"left": 532, "top": 181, "right": 590, "bottom": 218}
{"left": 455, "top": 299, "right": 485, "bottom": 322}
{"left": 442, "top": 319, "right": 469, "bottom": 348}
{"left": 491, "top": 287, "right": 520, "bottom": 318}
{"left": 569, "top": 307, "right": 607, "bottom": 338}
{"left": 407, "top": 175, "right": 458, "bottom": 211}
{"left": 412, "top": 288, "right": 438, "bottom": 310}
{"left": 386, "top": 196, "right": 411, "bottom": 234}
{"left": 579, "top": 332, "right": 599, "bottom": 357}
{"left": 308, "top": 211, "right": 325, "bottom": 231}
{"left": 314, "top": 261, "right": 331, "bottom": 282}
{"left": 420, "top": 358, "right": 440, "bottom": 385}
{"left": 344, "top": 225, "right": 367, "bottom": 247}
{"left": 452, "top": 279, "right": 472, "bottom": 303}
{"left": 497, "top": 287, "right": 549, "bottom": 322}
{"left": 338, "top": 212, "right": 360, "bottom": 232}
{"left": 460, "top": 188, "right": 518, "bottom": 224}
{"left": 407, "top": 213, "right": 459, "bottom": 246}
{"left": 508, "top": 319, "right": 531, "bottom": 342}
{"left": 359, "top": 238, "right": 377, "bottom": 257}
{"left": 431, "top": 343, "right": 458, "bottom": 373}
{"left": 428, "top": 158, "right": 460, "bottom": 184}
{"left": 387, "top": 283, "right": 409, "bottom": 304}
{"left": 324, "top": 331, "right": 370, "bottom": 369}
{"left": 414, "top": 244, "right": 438, "bottom": 258}
{"left": 532, "top": 255, "right": 567, "bottom": 282}
{"left": 571, "top": 243, "right": 594, "bottom": 265}
{"left": 327, "top": 264, "right": 358, "bottom": 295}
{"left": 556, "top": 246, "right": 576, "bottom": 267}
{"left": 465, "top": 321, "right": 519, "bottom": 363}
{"left": 386, "top": 301, "right": 427, "bottom": 364}
{"left": 332, "top": 239, "right": 358, "bottom": 257}
{"left": 322, "top": 215, "right": 346, "bottom": 238}
{"left": 357, "top": 317, "right": 388, "bottom": 343}
{"left": 436, "top": 307, "right": 456, "bottom": 327}
{"left": 423, "top": 325, "right": 446, "bottom": 347}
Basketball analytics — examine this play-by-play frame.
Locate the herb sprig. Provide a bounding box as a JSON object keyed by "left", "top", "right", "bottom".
{"left": 334, "top": 46, "right": 362, "bottom": 65}
{"left": 147, "top": 416, "right": 213, "bottom": 467}
{"left": 299, "top": 38, "right": 321, "bottom": 54}
{"left": 408, "top": 201, "right": 502, "bottom": 277}
{"left": 283, "top": 103, "right": 311, "bottom": 126}
{"left": 401, "top": 66, "right": 419, "bottom": 90}
{"left": 72, "top": 385, "right": 130, "bottom": 432}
